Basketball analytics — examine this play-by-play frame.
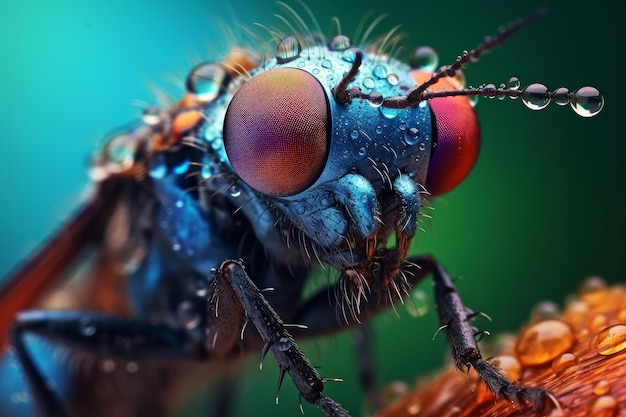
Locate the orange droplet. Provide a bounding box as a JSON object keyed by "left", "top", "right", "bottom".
{"left": 593, "top": 379, "right": 611, "bottom": 396}
{"left": 587, "top": 395, "right": 617, "bottom": 417}
{"left": 516, "top": 319, "right": 575, "bottom": 366}
{"left": 593, "top": 324, "right": 626, "bottom": 355}
{"left": 551, "top": 352, "right": 578, "bottom": 375}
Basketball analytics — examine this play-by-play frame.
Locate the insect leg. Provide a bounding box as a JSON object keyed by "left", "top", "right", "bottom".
{"left": 420, "top": 256, "right": 554, "bottom": 411}
{"left": 10, "top": 310, "right": 206, "bottom": 417}
{"left": 213, "top": 260, "right": 350, "bottom": 417}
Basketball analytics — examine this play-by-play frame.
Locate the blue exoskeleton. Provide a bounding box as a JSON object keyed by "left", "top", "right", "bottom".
{"left": 0, "top": 7, "right": 603, "bottom": 417}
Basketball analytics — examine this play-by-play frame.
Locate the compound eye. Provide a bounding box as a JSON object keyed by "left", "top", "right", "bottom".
{"left": 224, "top": 68, "right": 330, "bottom": 197}
{"left": 410, "top": 71, "right": 480, "bottom": 196}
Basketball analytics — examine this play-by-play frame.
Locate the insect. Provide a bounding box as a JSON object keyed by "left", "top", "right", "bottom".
{"left": 0, "top": 2, "right": 616, "bottom": 416}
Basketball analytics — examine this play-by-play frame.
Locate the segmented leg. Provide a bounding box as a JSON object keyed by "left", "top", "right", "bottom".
{"left": 213, "top": 260, "right": 350, "bottom": 417}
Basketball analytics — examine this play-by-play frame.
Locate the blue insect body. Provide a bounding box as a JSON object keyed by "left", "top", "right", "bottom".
{"left": 0, "top": 8, "right": 604, "bottom": 417}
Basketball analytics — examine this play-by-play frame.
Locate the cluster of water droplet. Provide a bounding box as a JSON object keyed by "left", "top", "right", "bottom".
{"left": 375, "top": 276, "right": 626, "bottom": 417}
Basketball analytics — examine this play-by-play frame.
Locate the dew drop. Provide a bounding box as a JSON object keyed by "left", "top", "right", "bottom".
{"left": 379, "top": 106, "right": 398, "bottom": 119}
{"left": 367, "top": 91, "right": 384, "bottom": 107}
{"left": 126, "top": 361, "right": 139, "bottom": 374}
{"left": 277, "top": 337, "right": 291, "bottom": 351}
{"left": 101, "top": 359, "right": 116, "bottom": 373}
{"left": 173, "top": 157, "right": 190, "bottom": 175}
{"left": 398, "top": 120, "right": 407, "bottom": 131}
{"left": 142, "top": 107, "right": 161, "bottom": 125}
{"left": 593, "top": 379, "right": 611, "bottom": 396}
{"left": 104, "top": 132, "right": 136, "bottom": 170}
{"left": 593, "top": 324, "right": 626, "bottom": 355}
{"left": 375, "top": 125, "right": 383, "bottom": 134}
{"left": 275, "top": 36, "right": 301, "bottom": 64}
{"left": 406, "top": 288, "right": 429, "bottom": 318}
{"left": 507, "top": 76, "right": 521, "bottom": 90}
{"left": 410, "top": 46, "right": 438, "bottom": 72}
{"left": 483, "top": 83, "right": 497, "bottom": 99}
{"left": 552, "top": 87, "right": 570, "bottom": 106}
{"left": 296, "top": 205, "right": 306, "bottom": 215}
{"left": 386, "top": 73, "right": 399, "bottom": 86}
{"left": 79, "top": 317, "right": 96, "bottom": 337}
{"left": 357, "top": 147, "right": 367, "bottom": 157}
{"left": 530, "top": 301, "right": 562, "bottom": 322}
{"left": 350, "top": 129, "right": 360, "bottom": 139}
{"left": 491, "top": 355, "right": 522, "bottom": 381}
{"left": 570, "top": 86, "right": 604, "bottom": 117}
{"left": 186, "top": 63, "right": 227, "bottom": 103}
{"left": 328, "top": 35, "right": 351, "bottom": 51}
{"left": 341, "top": 48, "right": 357, "bottom": 63}
{"left": 580, "top": 276, "right": 609, "bottom": 306}
{"left": 321, "top": 59, "right": 332, "bottom": 69}
{"left": 590, "top": 314, "right": 609, "bottom": 332}
{"left": 177, "top": 300, "right": 201, "bottom": 330}
{"left": 406, "top": 400, "right": 421, "bottom": 415}
{"left": 148, "top": 154, "right": 167, "bottom": 179}
{"left": 230, "top": 185, "right": 241, "bottom": 198}
{"left": 363, "top": 77, "right": 375, "bottom": 89}
{"left": 587, "top": 395, "right": 617, "bottom": 417}
{"left": 522, "top": 83, "right": 550, "bottom": 110}
{"left": 515, "top": 319, "right": 574, "bottom": 366}
{"left": 551, "top": 352, "right": 578, "bottom": 375}
{"left": 373, "top": 64, "right": 388, "bottom": 79}
{"left": 404, "top": 127, "right": 420, "bottom": 146}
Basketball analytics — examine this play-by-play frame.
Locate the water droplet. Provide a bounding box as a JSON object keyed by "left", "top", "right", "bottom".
{"left": 580, "top": 276, "right": 608, "bottom": 306}
{"left": 363, "top": 77, "right": 375, "bottom": 89}
{"left": 148, "top": 154, "right": 167, "bottom": 179}
{"left": 104, "top": 132, "right": 136, "bottom": 170}
{"left": 404, "top": 127, "right": 420, "bottom": 146}
{"left": 328, "top": 35, "right": 351, "bottom": 51}
{"left": 296, "top": 205, "right": 306, "bottom": 215}
{"left": 375, "top": 125, "right": 383, "bottom": 134}
{"left": 587, "top": 395, "right": 617, "bottom": 417}
{"left": 410, "top": 46, "right": 438, "bottom": 72}
{"left": 372, "top": 65, "right": 388, "bottom": 79}
{"left": 357, "top": 147, "right": 367, "bottom": 157}
{"left": 386, "top": 73, "right": 399, "bottom": 86}
{"left": 406, "top": 400, "right": 421, "bottom": 415}
{"left": 530, "top": 301, "right": 561, "bottom": 322}
{"left": 515, "top": 319, "right": 575, "bottom": 366}
{"left": 551, "top": 352, "right": 578, "bottom": 374}
{"left": 483, "top": 83, "right": 497, "bottom": 99}
{"left": 186, "top": 63, "right": 227, "bottom": 103}
{"left": 230, "top": 185, "right": 241, "bottom": 198}
{"left": 398, "top": 120, "right": 407, "bottom": 131}
{"left": 552, "top": 87, "right": 570, "bottom": 106}
{"left": 593, "top": 324, "right": 626, "bottom": 355}
{"left": 591, "top": 314, "right": 609, "bottom": 332}
{"left": 367, "top": 91, "right": 384, "bottom": 107}
{"left": 522, "top": 83, "right": 550, "bottom": 110}
{"left": 177, "top": 300, "right": 201, "bottom": 330}
{"left": 379, "top": 106, "right": 398, "bottom": 119}
{"left": 418, "top": 142, "right": 426, "bottom": 151}
{"left": 277, "top": 337, "right": 291, "bottom": 351}
{"left": 321, "top": 59, "right": 332, "bottom": 69}
{"left": 275, "top": 36, "right": 301, "bottom": 64}
{"left": 380, "top": 381, "right": 409, "bottom": 406}
{"left": 175, "top": 199, "right": 183, "bottom": 208}
{"left": 406, "top": 288, "right": 429, "bottom": 317}
{"left": 350, "top": 130, "right": 359, "bottom": 139}
{"left": 142, "top": 107, "right": 161, "bottom": 125}
{"left": 126, "top": 361, "right": 139, "bottom": 374}
{"left": 507, "top": 76, "right": 521, "bottom": 90}
{"left": 201, "top": 162, "right": 215, "bottom": 179}
{"left": 102, "top": 359, "right": 116, "bottom": 373}
{"left": 593, "top": 379, "right": 611, "bottom": 396}
{"left": 341, "top": 48, "right": 357, "bottom": 63}
{"left": 173, "top": 157, "right": 190, "bottom": 175}
{"left": 570, "top": 86, "right": 604, "bottom": 117}
{"left": 469, "top": 93, "right": 479, "bottom": 107}
{"left": 79, "top": 317, "right": 96, "bottom": 337}
{"left": 491, "top": 355, "right": 522, "bottom": 381}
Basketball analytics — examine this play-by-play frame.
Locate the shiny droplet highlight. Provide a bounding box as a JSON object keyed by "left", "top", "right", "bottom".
{"left": 515, "top": 319, "right": 575, "bottom": 366}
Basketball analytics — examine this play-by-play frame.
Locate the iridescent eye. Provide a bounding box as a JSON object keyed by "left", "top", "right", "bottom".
{"left": 410, "top": 70, "right": 480, "bottom": 196}
{"left": 224, "top": 68, "right": 330, "bottom": 197}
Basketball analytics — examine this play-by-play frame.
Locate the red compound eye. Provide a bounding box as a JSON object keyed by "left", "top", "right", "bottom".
{"left": 224, "top": 68, "right": 330, "bottom": 197}
{"left": 410, "top": 70, "right": 480, "bottom": 196}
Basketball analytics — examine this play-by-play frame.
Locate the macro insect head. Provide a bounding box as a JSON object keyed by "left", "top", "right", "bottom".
{"left": 0, "top": 3, "right": 609, "bottom": 417}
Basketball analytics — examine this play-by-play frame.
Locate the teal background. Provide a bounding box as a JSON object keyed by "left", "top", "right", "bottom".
{"left": 0, "top": 1, "right": 622, "bottom": 417}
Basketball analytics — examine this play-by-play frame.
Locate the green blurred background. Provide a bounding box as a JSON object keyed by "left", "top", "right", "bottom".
{"left": 0, "top": 1, "right": 622, "bottom": 416}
